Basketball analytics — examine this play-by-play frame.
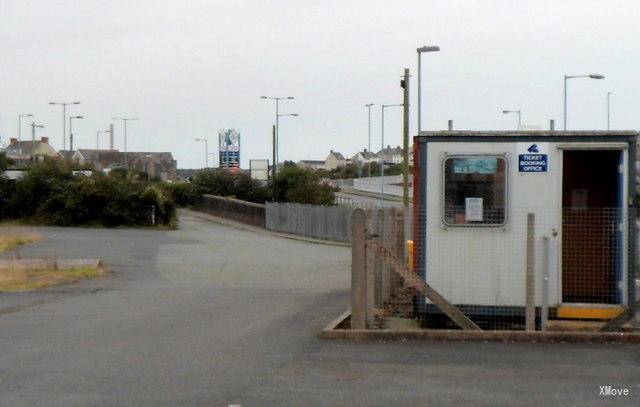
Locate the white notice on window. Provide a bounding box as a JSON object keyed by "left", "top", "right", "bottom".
{"left": 465, "top": 198, "right": 483, "bottom": 222}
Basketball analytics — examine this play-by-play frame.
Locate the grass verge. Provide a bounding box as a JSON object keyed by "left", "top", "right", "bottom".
{"left": 0, "top": 234, "right": 41, "bottom": 253}
{"left": 0, "top": 266, "right": 103, "bottom": 292}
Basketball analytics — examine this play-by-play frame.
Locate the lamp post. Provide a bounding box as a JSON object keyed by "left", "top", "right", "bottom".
{"left": 194, "top": 138, "right": 209, "bottom": 169}
{"left": 112, "top": 117, "right": 139, "bottom": 170}
{"left": 260, "top": 96, "right": 295, "bottom": 174}
{"left": 30, "top": 122, "right": 44, "bottom": 161}
{"left": 49, "top": 101, "right": 80, "bottom": 150}
{"left": 607, "top": 91, "right": 612, "bottom": 130}
{"left": 366, "top": 103, "right": 374, "bottom": 177}
{"left": 502, "top": 109, "right": 522, "bottom": 130}
{"left": 416, "top": 45, "right": 440, "bottom": 133}
{"left": 96, "top": 130, "right": 110, "bottom": 170}
{"left": 380, "top": 103, "right": 403, "bottom": 206}
{"left": 69, "top": 115, "right": 83, "bottom": 151}
{"left": 563, "top": 73, "right": 605, "bottom": 130}
{"left": 17, "top": 113, "right": 34, "bottom": 155}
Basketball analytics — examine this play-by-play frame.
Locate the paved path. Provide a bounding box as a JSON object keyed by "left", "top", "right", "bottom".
{"left": 0, "top": 212, "right": 638, "bottom": 406}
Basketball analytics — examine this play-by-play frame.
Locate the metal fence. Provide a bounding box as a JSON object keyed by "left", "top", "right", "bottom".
{"left": 265, "top": 202, "right": 353, "bottom": 242}
{"left": 351, "top": 207, "right": 639, "bottom": 334}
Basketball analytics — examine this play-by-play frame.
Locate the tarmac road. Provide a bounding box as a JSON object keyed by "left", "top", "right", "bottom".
{"left": 0, "top": 211, "right": 638, "bottom": 406}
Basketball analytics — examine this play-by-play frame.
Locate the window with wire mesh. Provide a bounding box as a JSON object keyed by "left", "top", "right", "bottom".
{"left": 443, "top": 155, "right": 507, "bottom": 226}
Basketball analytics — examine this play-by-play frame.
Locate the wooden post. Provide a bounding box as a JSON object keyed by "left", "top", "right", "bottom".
{"left": 526, "top": 213, "right": 536, "bottom": 331}
{"left": 365, "top": 210, "right": 376, "bottom": 327}
{"left": 541, "top": 236, "right": 550, "bottom": 331}
{"left": 351, "top": 208, "right": 367, "bottom": 330}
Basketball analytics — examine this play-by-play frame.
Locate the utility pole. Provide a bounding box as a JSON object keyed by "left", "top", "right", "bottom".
{"left": 365, "top": 103, "right": 374, "bottom": 177}
{"left": 272, "top": 124, "right": 276, "bottom": 201}
{"left": 401, "top": 68, "right": 410, "bottom": 208}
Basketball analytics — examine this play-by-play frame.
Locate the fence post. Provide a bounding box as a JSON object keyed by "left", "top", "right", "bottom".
{"left": 351, "top": 208, "right": 367, "bottom": 330}
{"left": 526, "top": 213, "right": 536, "bottom": 331}
{"left": 366, "top": 209, "right": 376, "bottom": 327}
{"left": 541, "top": 236, "right": 550, "bottom": 331}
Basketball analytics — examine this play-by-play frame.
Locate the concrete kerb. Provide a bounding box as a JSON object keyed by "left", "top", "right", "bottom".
{"left": 0, "top": 259, "right": 101, "bottom": 271}
{"left": 182, "top": 208, "right": 351, "bottom": 247}
{"left": 320, "top": 310, "right": 640, "bottom": 343}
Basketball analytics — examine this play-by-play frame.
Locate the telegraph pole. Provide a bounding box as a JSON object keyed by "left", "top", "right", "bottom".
{"left": 401, "top": 68, "right": 410, "bottom": 208}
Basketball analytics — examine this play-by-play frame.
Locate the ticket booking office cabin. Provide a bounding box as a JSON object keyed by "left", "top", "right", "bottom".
{"left": 412, "top": 130, "right": 638, "bottom": 327}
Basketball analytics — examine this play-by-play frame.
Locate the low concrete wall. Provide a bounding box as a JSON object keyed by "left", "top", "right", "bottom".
{"left": 266, "top": 202, "right": 352, "bottom": 242}
{"left": 352, "top": 175, "right": 412, "bottom": 198}
{"left": 194, "top": 194, "right": 266, "bottom": 227}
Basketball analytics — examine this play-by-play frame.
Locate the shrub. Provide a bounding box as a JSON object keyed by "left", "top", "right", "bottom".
{"left": 0, "top": 159, "right": 175, "bottom": 227}
{"left": 192, "top": 169, "right": 268, "bottom": 204}
{"left": 272, "top": 162, "right": 336, "bottom": 205}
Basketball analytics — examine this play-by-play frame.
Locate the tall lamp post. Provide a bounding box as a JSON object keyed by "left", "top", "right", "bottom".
{"left": 30, "top": 122, "right": 44, "bottom": 161}
{"left": 69, "top": 115, "right": 83, "bottom": 151}
{"left": 416, "top": 45, "right": 440, "bottom": 132}
{"left": 49, "top": 101, "right": 80, "bottom": 150}
{"left": 365, "top": 103, "right": 374, "bottom": 177}
{"left": 18, "top": 113, "right": 34, "bottom": 155}
{"left": 96, "top": 129, "right": 110, "bottom": 169}
{"left": 502, "top": 109, "right": 522, "bottom": 130}
{"left": 607, "top": 91, "right": 612, "bottom": 130}
{"left": 194, "top": 138, "right": 209, "bottom": 169}
{"left": 112, "top": 117, "right": 139, "bottom": 169}
{"left": 563, "top": 73, "right": 604, "bottom": 130}
{"left": 260, "top": 96, "right": 295, "bottom": 174}
{"left": 380, "top": 103, "right": 403, "bottom": 206}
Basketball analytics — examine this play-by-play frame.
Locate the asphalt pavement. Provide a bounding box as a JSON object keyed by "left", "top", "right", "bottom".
{"left": 0, "top": 211, "right": 638, "bottom": 406}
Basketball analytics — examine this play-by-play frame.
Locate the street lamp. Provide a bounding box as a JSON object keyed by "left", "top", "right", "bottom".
{"left": 30, "top": 122, "right": 44, "bottom": 161}
{"left": 17, "top": 114, "right": 33, "bottom": 143}
{"left": 502, "top": 109, "right": 522, "bottom": 130}
{"left": 260, "top": 96, "right": 295, "bottom": 174}
{"left": 607, "top": 91, "right": 612, "bottom": 130}
{"left": 194, "top": 138, "right": 209, "bottom": 169}
{"left": 416, "top": 45, "right": 440, "bottom": 132}
{"left": 380, "top": 103, "right": 403, "bottom": 206}
{"left": 69, "top": 115, "right": 83, "bottom": 151}
{"left": 49, "top": 101, "right": 80, "bottom": 150}
{"left": 365, "top": 103, "right": 374, "bottom": 177}
{"left": 563, "top": 73, "right": 605, "bottom": 130}
{"left": 112, "top": 117, "right": 139, "bottom": 169}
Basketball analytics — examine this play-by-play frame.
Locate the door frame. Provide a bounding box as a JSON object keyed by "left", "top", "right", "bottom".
{"left": 556, "top": 145, "right": 628, "bottom": 307}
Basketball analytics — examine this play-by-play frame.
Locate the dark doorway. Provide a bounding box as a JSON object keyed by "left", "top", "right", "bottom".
{"left": 562, "top": 150, "right": 622, "bottom": 304}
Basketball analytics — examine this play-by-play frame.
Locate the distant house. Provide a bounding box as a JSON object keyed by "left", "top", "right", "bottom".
{"left": 351, "top": 149, "right": 377, "bottom": 164}
{"left": 324, "top": 150, "right": 347, "bottom": 170}
{"left": 74, "top": 149, "right": 177, "bottom": 181}
{"left": 377, "top": 145, "right": 405, "bottom": 164}
{"left": 297, "top": 160, "right": 326, "bottom": 170}
{"left": 4, "top": 137, "right": 61, "bottom": 166}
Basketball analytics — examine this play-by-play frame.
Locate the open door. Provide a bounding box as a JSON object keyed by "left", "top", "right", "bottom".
{"left": 561, "top": 150, "right": 623, "bottom": 305}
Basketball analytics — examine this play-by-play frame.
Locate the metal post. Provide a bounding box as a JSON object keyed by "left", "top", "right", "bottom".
{"left": 526, "top": 213, "right": 536, "bottom": 331}
{"left": 62, "top": 104, "right": 66, "bottom": 151}
{"left": 124, "top": 119, "right": 128, "bottom": 169}
{"left": 417, "top": 51, "right": 422, "bottom": 132}
{"left": 541, "top": 236, "right": 550, "bottom": 331}
{"left": 563, "top": 75, "right": 568, "bottom": 130}
{"left": 70, "top": 117, "right": 74, "bottom": 151}
{"left": 550, "top": 119, "right": 555, "bottom": 131}
{"left": 607, "top": 91, "right": 611, "bottom": 130}
{"left": 351, "top": 208, "right": 367, "bottom": 330}
{"left": 402, "top": 68, "right": 410, "bottom": 208}
{"left": 448, "top": 119, "right": 453, "bottom": 131}
{"left": 205, "top": 139, "right": 209, "bottom": 168}
{"left": 517, "top": 111, "right": 522, "bottom": 129}
{"left": 366, "top": 103, "right": 373, "bottom": 177}
{"left": 275, "top": 99, "right": 279, "bottom": 171}
{"left": 272, "top": 125, "right": 276, "bottom": 201}
{"left": 381, "top": 105, "right": 385, "bottom": 206}
{"left": 31, "top": 123, "right": 35, "bottom": 160}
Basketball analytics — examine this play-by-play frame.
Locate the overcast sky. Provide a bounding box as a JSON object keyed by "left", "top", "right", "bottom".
{"left": 1, "top": 0, "right": 638, "bottom": 169}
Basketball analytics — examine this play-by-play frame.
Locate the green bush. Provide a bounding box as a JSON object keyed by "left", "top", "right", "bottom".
{"left": 160, "top": 181, "right": 200, "bottom": 207}
{"left": 192, "top": 169, "right": 268, "bottom": 204}
{"left": 272, "top": 162, "right": 336, "bottom": 205}
{"left": 0, "top": 159, "right": 175, "bottom": 227}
